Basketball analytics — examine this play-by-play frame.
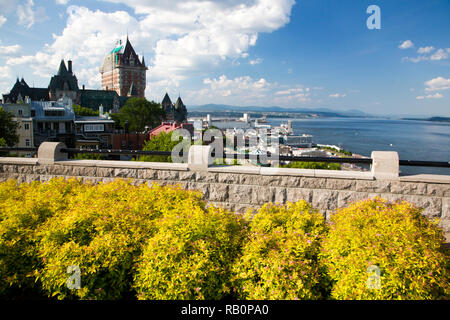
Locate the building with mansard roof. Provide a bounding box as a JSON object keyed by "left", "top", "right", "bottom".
{"left": 100, "top": 37, "right": 147, "bottom": 99}
{"left": 161, "top": 93, "right": 187, "bottom": 123}
{"left": 2, "top": 59, "right": 130, "bottom": 113}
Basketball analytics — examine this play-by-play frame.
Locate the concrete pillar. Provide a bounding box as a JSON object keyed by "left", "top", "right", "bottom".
{"left": 188, "top": 145, "right": 212, "bottom": 171}
{"left": 371, "top": 151, "right": 399, "bottom": 180}
{"left": 37, "top": 142, "right": 68, "bottom": 164}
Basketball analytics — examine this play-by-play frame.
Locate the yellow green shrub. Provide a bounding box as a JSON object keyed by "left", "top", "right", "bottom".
{"left": 321, "top": 197, "right": 449, "bottom": 300}
{"left": 133, "top": 205, "right": 247, "bottom": 300}
{"left": 232, "top": 201, "right": 329, "bottom": 300}
{"left": 35, "top": 180, "right": 205, "bottom": 300}
{"left": 0, "top": 178, "right": 86, "bottom": 298}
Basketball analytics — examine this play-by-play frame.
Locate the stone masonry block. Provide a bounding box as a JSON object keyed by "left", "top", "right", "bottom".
{"left": 273, "top": 187, "right": 286, "bottom": 204}
{"left": 208, "top": 184, "right": 229, "bottom": 202}
{"left": 426, "top": 184, "right": 450, "bottom": 197}
{"left": 16, "top": 165, "right": 34, "bottom": 174}
{"left": 355, "top": 180, "right": 390, "bottom": 193}
{"left": 187, "top": 182, "right": 210, "bottom": 198}
{"left": 286, "top": 188, "right": 312, "bottom": 203}
{"left": 300, "top": 177, "right": 327, "bottom": 189}
{"left": 279, "top": 176, "right": 302, "bottom": 188}
{"left": 177, "top": 171, "right": 196, "bottom": 181}
{"left": 326, "top": 178, "right": 356, "bottom": 191}
{"left": 217, "top": 173, "right": 241, "bottom": 184}
{"left": 157, "top": 170, "right": 179, "bottom": 181}
{"left": 195, "top": 171, "right": 218, "bottom": 182}
{"left": 337, "top": 191, "right": 370, "bottom": 208}
{"left": 390, "top": 181, "right": 427, "bottom": 196}
{"left": 252, "top": 186, "right": 274, "bottom": 205}
{"left": 312, "top": 190, "right": 339, "bottom": 211}
{"left": 98, "top": 167, "right": 117, "bottom": 178}
{"left": 228, "top": 184, "right": 253, "bottom": 204}
{"left": 239, "top": 174, "right": 261, "bottom": 186}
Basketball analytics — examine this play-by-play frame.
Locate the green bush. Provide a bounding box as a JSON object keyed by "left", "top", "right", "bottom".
{"left": 232, "top": 201, "right": 329, "bottom": 299}
{"left": 321, "top": 197, "right": 449, "bottom": 300}
{"left": 282, "top": 161, "right": 341, "bottom": 170}
{"left": 35, "top": 180, "right": 205, "bottom": 299}
{"left": 133, "top": 205, "right": 246, "bottom": 300}
{"left": 136, "top": 131, "right": 188, "bottom": 163}
{"left": 0, "top": 178, "right": 86, "bottom": 298}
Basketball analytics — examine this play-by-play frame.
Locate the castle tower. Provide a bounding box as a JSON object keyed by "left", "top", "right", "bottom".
{"left": 100, "top": 37, "right": 147, "bottom": 98}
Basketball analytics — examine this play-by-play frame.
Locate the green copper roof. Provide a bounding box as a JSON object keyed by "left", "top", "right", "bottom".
{"left": 110, "top": 45, "right": 123, "bottom": 54}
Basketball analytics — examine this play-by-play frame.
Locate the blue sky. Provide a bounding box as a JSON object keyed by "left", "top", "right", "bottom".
{"left": 0, "top": 0, "right": 449, "bottom": 116}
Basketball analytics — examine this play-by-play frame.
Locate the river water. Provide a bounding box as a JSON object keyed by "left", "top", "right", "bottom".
{"left": 267, "top": 117, "right": 450, "bottom": 176}
{"left": 211, "top": 117, "right": 450, "bottom": 175}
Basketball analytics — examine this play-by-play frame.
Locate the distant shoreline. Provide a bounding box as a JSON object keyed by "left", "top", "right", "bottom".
{"left": 402, "top": 117, "right": 450, "bottom": 123}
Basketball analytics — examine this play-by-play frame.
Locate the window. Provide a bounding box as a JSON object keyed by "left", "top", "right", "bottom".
{"left": 18, "top": 109, "right": 23, "bottom": 116}
{"left": 44, "top": 110, "right": 65, "bottom": 117}
{"left": 25, "top": 139, "right": 30, "bottom": 147}
{"left": 84, "top": 124, "right": 104, "bottom": 132}
{"left": 24, "top": 123, "right": 30, "bottom": 130}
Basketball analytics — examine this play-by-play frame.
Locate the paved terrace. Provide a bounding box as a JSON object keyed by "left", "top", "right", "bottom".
{"left": 1, "top": 142, "right": 449, "bottom": 242}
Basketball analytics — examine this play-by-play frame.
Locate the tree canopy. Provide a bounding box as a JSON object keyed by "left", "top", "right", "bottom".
{"left": 115, "top": 98, "right": 164, "bottom": 133}
{"left": 73, "top": 104, "right": 99, "bottom": 117}
{"left": 0, "top": 107, "right": 19, "bottom": 147}
{"left": 136, "top": 131, "right": 190, "bottom": 163}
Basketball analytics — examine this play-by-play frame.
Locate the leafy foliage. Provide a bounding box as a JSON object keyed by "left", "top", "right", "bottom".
{"left": 136, "top": 131, "right": 189, "bottom": 163}
{"left": 232, "top": 201, "right": 330, "bottom": 299}
{"left": 133, "top": 205, "right": 246, "bottom": 300}
{"left": 0, "top": 106, "right": 19, "bottom": 147}
{"left": 70, "top": 152, "right": 104, "bottom": 160}
{"left": 321, "top": 197, "right": 449, "bottom": 300}
{"left": 282, "top": 161, "right": 341, "bottom": 170}
{"left": 0, "top": 178, "right": 448, "bottom": 300}
{"left": 72, "top": 104, "right": 99, "bottom": 116}
{"left": 0, "top": 178, "right": 86, "bottom": 298}
{"left": 115, "top": 98, "right": 164, "bottom": 132}
{"left": 35, "top": 180, "right": 204, "bottom": 300}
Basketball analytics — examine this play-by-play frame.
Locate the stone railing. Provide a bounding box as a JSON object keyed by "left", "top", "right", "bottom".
{"left": 1, "top": 142, "right": 449, "bottom": 241}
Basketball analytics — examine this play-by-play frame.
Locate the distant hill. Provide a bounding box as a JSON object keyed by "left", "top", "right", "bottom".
{"left": 188, "top": 104, "right": 371, "bottom": 118}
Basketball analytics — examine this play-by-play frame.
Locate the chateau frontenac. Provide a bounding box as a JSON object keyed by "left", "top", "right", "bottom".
{"left": 2, "top": 37, "right": 148, "bottom": 113}
{"left": 100, "top": 37, "right": 147, "bottom": 99}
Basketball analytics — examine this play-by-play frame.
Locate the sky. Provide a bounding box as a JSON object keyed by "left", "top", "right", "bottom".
{"left": 0, "top": 0, "right": 449, "bottom": 116}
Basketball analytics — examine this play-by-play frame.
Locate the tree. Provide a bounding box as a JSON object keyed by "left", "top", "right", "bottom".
{"left": 73, "top": 104, "right": 99, "bottom": 116}
{"left": 116, "top": 98, "right": 164, "bottom": 132}
{"left": 136, "top": 131, "right": 189, "bottom": 163}
{"left": 0, "top": 107, "right": 19, "bottom": 147}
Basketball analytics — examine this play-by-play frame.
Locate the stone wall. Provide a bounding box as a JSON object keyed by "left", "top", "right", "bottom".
{"left": 1, "top": 155, "right": 449, "bottom": 241}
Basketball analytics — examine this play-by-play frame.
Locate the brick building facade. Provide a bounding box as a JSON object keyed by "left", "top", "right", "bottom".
{"left": 100, "top": 37, "right": 147, "bottom": 98}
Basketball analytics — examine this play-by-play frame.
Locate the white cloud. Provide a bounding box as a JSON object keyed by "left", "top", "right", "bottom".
{"left": 0, "top": 44, "right": 21, "bottom": 55}
{"left": 329, "top": 93, "right": 346, "bottom": 98}
{"left": 425, "top": 77, "right": 450, "bottom": 92}
{"left": 430, "top": 48, "right": 449, "bottom": 61}
{"left": 0, "top": 14, "right": 6, "bottom": 27}
{"left": 399, "top": 40, "right": 414, "bottom": 49}
{"left": 416, "top": 93, "right": 443, "bottom": 100}
{"left": 275, "top": 87, "right": 305, "bottom": 95}
{"left": 249, "top": 58, "right": 262, "bottom": 65}
{"left": 7, "top": 6, "right": 140, "bottom": 81}
{"left": 16, "top": 0, "right": 48, "bottom": 29}
{"left": 55, "top": 0, "right": 70, "bottom": 4}
{"left": 7, "top": 1, "right": 295, "bottom": 101}
{"left": 402, "top": 45, "right": 449, "bottom": 63}
{"left": 417, "top": 46, "right": 434, "bottom": 54}
{"left": 0, "top": 65, "right": 11, "bottom": 79}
